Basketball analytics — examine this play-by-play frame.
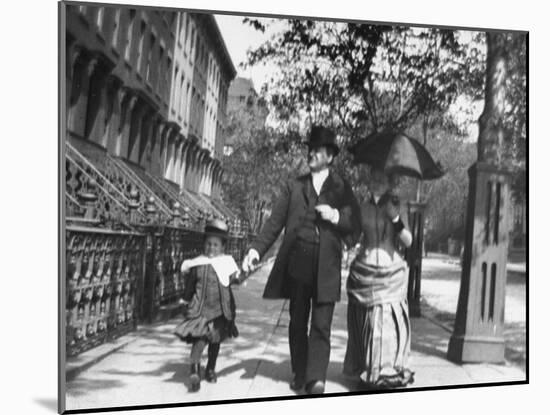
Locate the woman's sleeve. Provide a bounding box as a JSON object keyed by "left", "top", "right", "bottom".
{"left": 335, "top": 179, "right": 362, "bottom": 246}
{"left": 396, "top": 200, "right": 413, "bottom": 248}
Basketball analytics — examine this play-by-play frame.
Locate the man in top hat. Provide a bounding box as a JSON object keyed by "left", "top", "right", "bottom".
{"left": 242, "top": 125, "right": 360, "bottom": 394}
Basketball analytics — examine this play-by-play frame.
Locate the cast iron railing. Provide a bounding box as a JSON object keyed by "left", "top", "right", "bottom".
{"left": 144, "top": 171, "right": 203, "bottom": 220}
{"left": 64, "top": 141, "right": 250, "bottom": 356}
{"left": 66, "top": 225, "right": 147, "bottom": 357}
{"left": 107, "top": 155, "right": 197, "bottom": 224}
{"left": 67, "top": 142, "right": 173, "bottom": 224}
{"left": 66, "top": 150, "right": 145, "bottom": 225}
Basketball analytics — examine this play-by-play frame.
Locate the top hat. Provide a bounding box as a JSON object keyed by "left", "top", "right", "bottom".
{"left": 204, "top": 219, "right": 229, "bottom": 239}
{"left": 305, "top": 125, "right": 340, "bottom": 156}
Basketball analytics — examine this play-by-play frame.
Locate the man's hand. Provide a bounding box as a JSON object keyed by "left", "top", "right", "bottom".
{"left": 242, "top": 249, "right": 260, "bottom": 273}
{"left": 315, "top": 204, "right": 340, "bottom": 224}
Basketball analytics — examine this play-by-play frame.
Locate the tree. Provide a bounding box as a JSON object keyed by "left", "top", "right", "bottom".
{"left": 245, "top": 20, "right": 485, "bottom": 142}
{"left": 244, "top": 19, "right": 488, "bottom": 209}
{"left": 489, "top": 32, "right": 526, "bottom": 199}
{"left": 221, "top": 103, "right": 306, "bottom": 233}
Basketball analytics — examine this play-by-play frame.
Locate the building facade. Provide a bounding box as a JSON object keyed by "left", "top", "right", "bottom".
{"left": 63, "top": 4, "right": 247, "bottom": 360}
{"left": 66, "top": 5, "right": 235, "bottom": 201}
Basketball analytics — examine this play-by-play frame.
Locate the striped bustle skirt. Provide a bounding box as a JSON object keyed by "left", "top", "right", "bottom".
{"left": 343, "top": 258, "right": 414, "bottom": 388}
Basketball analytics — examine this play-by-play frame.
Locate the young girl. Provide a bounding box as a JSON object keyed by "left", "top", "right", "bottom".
{"left": 174, "top": 219, "right": 240, "bottom": 392}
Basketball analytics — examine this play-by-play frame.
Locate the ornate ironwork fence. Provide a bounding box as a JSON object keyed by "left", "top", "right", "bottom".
{"left": 64, "top": 141, "right": 251, "bottom": 356}
{"left": 139, "top": 225, "right": 251, "bottom": 323}
{"left": 139, "top": 226, "right": 201, "bottom": 322}
{"left": 65, "top": 225, "right": 147, "bottom": 357}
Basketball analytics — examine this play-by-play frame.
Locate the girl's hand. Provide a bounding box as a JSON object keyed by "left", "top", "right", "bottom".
{"left": 180, "top": 260, "right": 192, "bottom": 274}
{"left": 229, "top": 272, "right": 240, "bottom": 285}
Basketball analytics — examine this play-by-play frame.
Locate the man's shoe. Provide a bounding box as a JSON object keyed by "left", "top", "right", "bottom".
{"left": 289, "top": 376, "right": 305, "bottom": 391}
{"left": 306, "top": 380, "right": 325, "bottom": 394}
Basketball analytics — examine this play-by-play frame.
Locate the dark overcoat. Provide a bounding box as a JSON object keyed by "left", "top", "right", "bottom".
{"left": 251, "top": 171, "right": 360, "bottom": 302}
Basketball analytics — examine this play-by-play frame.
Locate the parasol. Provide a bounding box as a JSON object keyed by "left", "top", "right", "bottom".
{"left": 348, "top": 130, "right": 445, "bottom": 180}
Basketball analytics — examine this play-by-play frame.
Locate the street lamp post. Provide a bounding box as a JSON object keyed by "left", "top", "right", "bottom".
{"left": 447, "top": 32, "right": 513, "bottom": 363}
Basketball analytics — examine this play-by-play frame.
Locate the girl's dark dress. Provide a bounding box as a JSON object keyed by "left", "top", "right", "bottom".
{"left": 174, "top": 264, "right": 238, "bottom": 344}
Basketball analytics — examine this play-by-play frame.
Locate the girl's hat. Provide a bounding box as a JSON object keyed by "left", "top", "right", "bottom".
{"left": 204, "top": 219, "right": 229, "bottom": 239}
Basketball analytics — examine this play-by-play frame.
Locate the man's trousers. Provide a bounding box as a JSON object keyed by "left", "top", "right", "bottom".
{"left": 287, "top": 239, "right": 335, "bottom": 384}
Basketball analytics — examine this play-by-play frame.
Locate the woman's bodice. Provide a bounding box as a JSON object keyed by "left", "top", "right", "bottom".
{"left": 356, "top": 194, "right": 405, "bottom": 266}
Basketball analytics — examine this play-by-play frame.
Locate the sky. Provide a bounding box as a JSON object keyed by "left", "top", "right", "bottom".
{"left": 214, "top": 14, "right": 280, "bottom": 93}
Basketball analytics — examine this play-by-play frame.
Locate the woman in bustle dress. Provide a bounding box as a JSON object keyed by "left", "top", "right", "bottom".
{"left": 344, "top": 168, "right": 415, "bottom": 389}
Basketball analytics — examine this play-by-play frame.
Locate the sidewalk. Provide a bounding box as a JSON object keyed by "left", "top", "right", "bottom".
{"left": 65, "top": 262, "right": 526, "bottom": 412}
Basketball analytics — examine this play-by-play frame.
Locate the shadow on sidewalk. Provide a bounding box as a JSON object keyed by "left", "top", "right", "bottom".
{"left": 216, "top": 358, "right": 291, "bottom": 381}
{"left": 419, "top": 301, "right": 526, "bottom": 371}
{"left": 410, "top": 330, "right": 449, "bottom": 361}
{"left": 66, "top": 378, "right": 126, "bottom": 398}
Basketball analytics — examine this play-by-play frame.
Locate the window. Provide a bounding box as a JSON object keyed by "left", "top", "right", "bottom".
{"left": 111, "top": 9, "right": 121, "bottom": 50}
{"left": 190, "top": 27, "right": 195, "bottom": 58}
{"left": 146, "top": 33, "right": 156, "bottom": 83}
{"left": 195, "top": 37, "right": 200, "bottom": 61}
{"left": 124, "top": 10, "right": 136, "bottom": 61}
{"left": 166, "top": 56, "right": 172, "bottom": 99}
{"left": 170, "top": 12, "right": 177, "bottom": 30}
{"left": 178, "top": 13, "right": 186, "bottom": 45}
{"left": 96, "top": 7, "right": 104, "bottom": 31}
{"left": 158, "top": 45, "right": 164, "bottom": 93}
{"left": 137, "top": 20, "right": 147, "bottom": 73}
{"left": 184, "top": 15, "right": 189, "bottom": 48}
{"left": 185, "top": 82, "right": 191, "bottom": 123}
{"left": 177, "top": 13, "right": 183, "bottom": 45}
{"left": 179, "top": 74, "right": 185, "bottom": 119}
{"left": 173, "top": 65, "right": 180, "bottom": 113}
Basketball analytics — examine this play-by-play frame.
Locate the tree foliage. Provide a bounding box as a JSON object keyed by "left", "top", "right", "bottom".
{"left": 245, "top": 19, "right": 485, "bottom": 144}
{"left": 230, "top": 19, "right": 526, "bottom": 242}
{"left": 221, "top": 103, "right": 307, "bottom": 233}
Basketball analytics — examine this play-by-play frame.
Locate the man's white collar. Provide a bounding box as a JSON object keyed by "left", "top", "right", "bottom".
{"left": 311, "top": 168, "right": 329, "bottom": 179}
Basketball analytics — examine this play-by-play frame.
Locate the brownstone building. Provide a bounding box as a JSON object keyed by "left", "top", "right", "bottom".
{"left": 65, "top": 4, "right": 236, "bottom": 213}
{"left": 62, "top": 4, "right": 245, "bottom": 362}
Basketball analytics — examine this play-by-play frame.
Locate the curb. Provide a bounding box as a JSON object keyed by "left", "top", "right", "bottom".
{"left": 66, "top": 334, "right": 140, "bottom": 382}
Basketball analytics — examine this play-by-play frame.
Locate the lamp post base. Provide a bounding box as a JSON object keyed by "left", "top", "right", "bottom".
{"left": 447, "top": 333, "right": 505, "bottom": 363}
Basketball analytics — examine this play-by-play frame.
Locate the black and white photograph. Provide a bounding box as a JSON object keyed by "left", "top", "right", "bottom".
{"left": 58, "top": 0, "right": 527, "bottom": 413}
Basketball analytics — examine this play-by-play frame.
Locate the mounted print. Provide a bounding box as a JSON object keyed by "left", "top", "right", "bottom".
{"left": 59, "top": 1, "right": 527, "bottom": 413}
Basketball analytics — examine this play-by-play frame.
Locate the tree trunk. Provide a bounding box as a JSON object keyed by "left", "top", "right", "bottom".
{"left": 477, "top": 32, "right": 509, "bottom": 165}
{"left": 416, "top": 116, "right": 429, "bottom": 202}
{"left": 447, "top": 31, "right": 513, "bottom": 363}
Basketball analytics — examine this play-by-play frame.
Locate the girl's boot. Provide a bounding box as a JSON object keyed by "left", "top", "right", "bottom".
{"left": 205, "top": 343, "right": 220, "bottom": 383}
{"left": 189, "top": 363, "right": 201, "bottom": 392}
